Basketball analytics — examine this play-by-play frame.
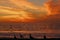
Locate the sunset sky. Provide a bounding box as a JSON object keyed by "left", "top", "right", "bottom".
{"left": 0, "top": 0, "right": 60, "bottom": 22}
{"left": 0, "top": 0, "right": 50, "bottom": 22}
{"left": 0, "top": 0, "right": 60, "bottom": 37}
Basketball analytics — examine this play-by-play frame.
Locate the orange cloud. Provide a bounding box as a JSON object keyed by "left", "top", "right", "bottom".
{"left": 45, "top": 0, "right": 60, "bottom": 15}
{"left": 0, "top": 0, "right": 50, "bottom": 22}
{"left": 9, "top": 0, "right": 49, "bottom": 12}
{"left": 0, "top": 6, "right": 35, "bottom": 22}
{"left": 9, "top": 0, "right": 40, "bottom": 10}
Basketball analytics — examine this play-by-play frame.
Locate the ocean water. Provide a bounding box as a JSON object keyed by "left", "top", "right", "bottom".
{"left": 0, "top": 32, "right": 60, "bottom": 38}
{"left": 0, "top": 22, "right": 60, "bottom": 38}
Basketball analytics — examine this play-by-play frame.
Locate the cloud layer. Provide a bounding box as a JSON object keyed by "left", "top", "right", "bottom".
{"left": 45, "top": 0, "right": 60, "bottom": 15}
{"left": 0, "top": 0, "right": 50, "bottom": 22}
